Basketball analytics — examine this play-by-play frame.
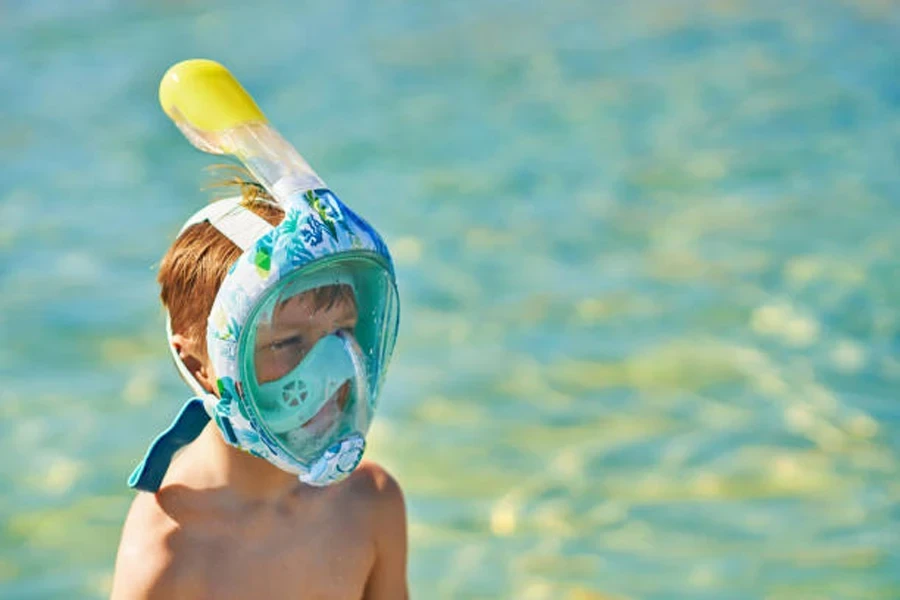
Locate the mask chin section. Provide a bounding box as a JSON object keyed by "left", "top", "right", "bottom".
{"left": 298, "top": 434, "right": 366, "bottom": 486}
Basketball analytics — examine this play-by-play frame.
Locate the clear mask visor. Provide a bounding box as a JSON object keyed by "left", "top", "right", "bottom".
{"left": 239, "top": 254, "right": 398, "bottom": 466}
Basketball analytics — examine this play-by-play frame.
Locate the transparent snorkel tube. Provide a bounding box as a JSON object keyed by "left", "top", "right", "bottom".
{"left": 159, "top": 59, "right": 325, "bottom": 203}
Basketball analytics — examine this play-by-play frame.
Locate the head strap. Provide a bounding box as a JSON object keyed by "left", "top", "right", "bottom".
{"left": 165, "top": 197, "right": 276, "bottom": 403}
{"left": 178, "top": 195, "right": 275, "bottom": 251}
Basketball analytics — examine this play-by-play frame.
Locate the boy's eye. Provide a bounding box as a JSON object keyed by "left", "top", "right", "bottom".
{"left": 269, "top": 335, "right": 306, "bottom": 352}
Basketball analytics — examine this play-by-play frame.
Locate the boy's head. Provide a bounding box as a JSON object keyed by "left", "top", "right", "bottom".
{"left": 129, "top": 170, "right": 398, "bottom": 492}
{"left": 157, "top": 179, "right": 356, "bottom": 393}
{"left": 130, "top": 58, "right": 401, "bottom": 491}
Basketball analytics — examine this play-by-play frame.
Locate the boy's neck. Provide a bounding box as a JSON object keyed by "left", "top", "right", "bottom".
{"left": 173, "top": 422, "right": 308, "bottom": 503}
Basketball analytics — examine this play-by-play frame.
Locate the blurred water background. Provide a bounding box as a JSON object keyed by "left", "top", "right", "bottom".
{"left": 1, "top": 0, "right": 899, "bottom": 598}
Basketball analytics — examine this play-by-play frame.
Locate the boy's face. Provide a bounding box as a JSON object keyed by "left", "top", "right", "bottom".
{"left": 253, "top": 284, "right": 359, "bottom": 384}
{"left": 251, "top": 284, "right": 359, "bottom": 434}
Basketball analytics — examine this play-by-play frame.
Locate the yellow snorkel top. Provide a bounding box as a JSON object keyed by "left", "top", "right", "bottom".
{"left": 160, "top": 59, "right": 266, "bottom": 138}
{"left": 159, "top": 59, "right": 324, "bottom": 199}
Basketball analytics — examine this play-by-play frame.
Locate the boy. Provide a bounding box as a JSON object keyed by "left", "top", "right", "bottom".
{"left": 111, "top": 183, "right": 409, "bottom": 599}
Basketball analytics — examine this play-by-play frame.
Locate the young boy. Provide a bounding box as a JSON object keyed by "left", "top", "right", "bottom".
{"left": 111, "top": 184, "right": 409, "bottom": 599}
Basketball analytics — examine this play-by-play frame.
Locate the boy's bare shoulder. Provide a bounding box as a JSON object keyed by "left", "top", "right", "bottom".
{"left": 110, "top": 492, "right": 192, "bottom": 599}
{"left": 343, "top": 461, "right": 405, "bottom": 510}
{"left": 348, "top": 462, "right": 409, "bottom": 599}
{"left": 342, "top": 461, "right": 406, "bottom": 547}
{"left": 337, "top": 461, "right": 406, "bottom": 541}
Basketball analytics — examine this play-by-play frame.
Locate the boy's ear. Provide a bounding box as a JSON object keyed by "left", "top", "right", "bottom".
{"left": 170, "top": 333, "right": 216, "bottom": 395}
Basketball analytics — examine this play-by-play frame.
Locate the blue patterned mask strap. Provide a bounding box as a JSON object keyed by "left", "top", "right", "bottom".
{"left": 128, "top": 398, "right": 211, "bottom": 492}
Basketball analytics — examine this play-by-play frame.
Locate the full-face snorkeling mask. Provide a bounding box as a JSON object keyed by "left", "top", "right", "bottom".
{"left": 128, "top": 60, "right": 399, "bottom": 491}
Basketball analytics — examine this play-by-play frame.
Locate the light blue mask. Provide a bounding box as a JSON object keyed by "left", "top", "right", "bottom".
{"left": 129, "top": 194, "right": 399, "bottom": 493}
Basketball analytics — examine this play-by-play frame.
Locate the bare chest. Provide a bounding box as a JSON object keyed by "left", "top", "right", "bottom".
{"left": 176, "top": 511, "right": 374, "bottom": 600}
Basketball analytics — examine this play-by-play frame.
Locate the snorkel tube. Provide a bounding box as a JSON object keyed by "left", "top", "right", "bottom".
{"left": 159, "top": 58, "right": 325, "bottom": 204}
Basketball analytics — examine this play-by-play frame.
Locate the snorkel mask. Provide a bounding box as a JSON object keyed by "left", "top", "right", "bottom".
{"left": 129, "top": 60, "right": 399, "bottom": 491}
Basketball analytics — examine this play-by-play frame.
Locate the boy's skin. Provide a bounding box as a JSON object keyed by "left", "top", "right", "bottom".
{"left": 111, "top": 290, "right": 408, "bottom": 599}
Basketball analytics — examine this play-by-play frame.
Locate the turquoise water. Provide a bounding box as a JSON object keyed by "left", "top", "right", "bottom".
{"left": 2, "top": 0, "right": 899, "bottom": 597}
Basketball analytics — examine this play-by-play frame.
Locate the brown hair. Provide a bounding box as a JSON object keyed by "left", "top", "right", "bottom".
{"left": 159, "top": 168, "right": 355, "bottom": 357}
{"left": 158, "top": 173, "right": 284, "bottom": 355}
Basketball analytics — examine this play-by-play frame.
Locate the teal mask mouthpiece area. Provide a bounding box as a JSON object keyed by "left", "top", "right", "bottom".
{"left": 256, "top": 332, "right": 361, "bottom": 434}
